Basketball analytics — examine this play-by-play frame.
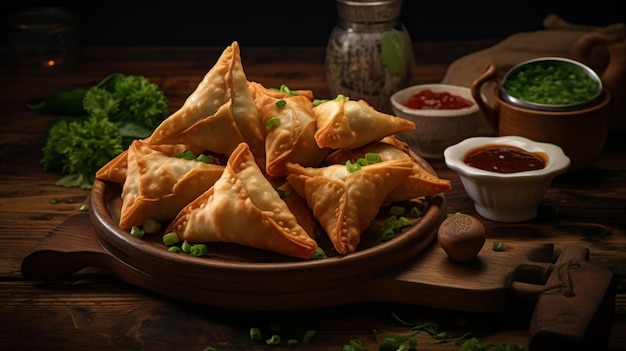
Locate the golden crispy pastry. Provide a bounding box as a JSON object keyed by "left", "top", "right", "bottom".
{"left": 146, "top": 100, "right": 245, "bottom": 157}
{"left": 285, "top": 158, "right": 414, "bottom": 254}
{"left": 96, "top": 143, "right": 206, "bottom": 184}
{"left": 247, "top": 81, "right": 315, "bottom": 101}
{"left": 275, "top": 181, "right": 321, "bottom": 241}
{"left": 325, "top": 141, "right": 452, "bottom": 202}
{"left": 248, "top": 81, "right": 330, "bottom": 178}
{"left": 119, "top": 140, "right": 225, "bottom": 230}
{"left": 313, "top": 97, "right": 415, "bottom": 150}
{"left": 166, "top": 142, "right": 318, "bottom": 260}
{"left": 148, "top": 41, "right": 265, "bottom": 165}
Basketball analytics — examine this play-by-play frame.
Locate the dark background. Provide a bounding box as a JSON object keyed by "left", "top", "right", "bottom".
{"left": 1, "top": 1, "right": 625, "bottom": 47}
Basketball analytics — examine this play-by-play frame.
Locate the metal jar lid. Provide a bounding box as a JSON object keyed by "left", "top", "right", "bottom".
{"left": 500, "top": 57, "right": 604, "bottom": 112}
{"left": 335, "top": 0, "right": 403, "bottom": 23}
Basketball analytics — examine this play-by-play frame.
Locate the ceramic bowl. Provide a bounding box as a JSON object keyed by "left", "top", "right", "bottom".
{"left": 444, "top": 136, "right": 571, "bottom": 223}
{"left": 390, "top": 84, "right": 482, "bottom": 159}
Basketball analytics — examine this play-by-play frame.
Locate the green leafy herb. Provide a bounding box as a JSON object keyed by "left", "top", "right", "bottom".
{"left": 42, "top": 115, "right": 123, "bottom": 189}
{"left": 33, "top": 73, "right": 169, "bottom": 189}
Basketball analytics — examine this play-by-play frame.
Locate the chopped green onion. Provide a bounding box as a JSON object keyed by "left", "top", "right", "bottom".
{"left": 398, "top": 216, "right": 410, "bottom": 227}
{"left": 172, "top": 149, "right": 195, "bottom": 160}
{"left": 364, "top": 152, "right": 380, "bottom": 164}
{"left": 302, "top": 330, "right": 316, "bottom": 343}
{"left": 196, "top": 154, "right": 212, "bottom": 163}
{"left": 168, "top": 246, "right": 181, "bottom": 253}
{"left": 345, "top": 160, "right": 361, "bottom": 173}
{"left": 181, "top": 240, "right": 192, "bottom": 254}
{"left": 312, "top": 98, "right": 328, "bottom": 107}
{"left": 410, "top": 206, "right": 422, "bottom": 218}
{"left": 311, "top": 247, "right": 327, "bottom": 259}
{"left": 381, "top": 214, "right": 412, "bottom": 241}
{"left": 382, "top": 227, "right": 396, "bottom": 241}
{"left": 389, "top": 205, "right": 405, "bottom": 216}
{"left": 49, "top": 198, "right": 60, "bottom": 204}
{"left": 275, "top": 99, "right": 287, "bottom": 107}
{"left": 79, "top": 204, "right": 89, "bottom": 211}
{"left": 287, "top": 339, "right": 299, "bottom": 346}
{"left": 276, "top": 188, "right": 289, "bottom": 199}
{"left": 266, "top": 334, "right": 281, "bottom": 345}
{"left": 190, "top": 243, "right": 208, "bottom": 257}
{"left": 265, "top": 117, "right": 280, "bottom": 128}
{"left": 343, "top": 339, "right": 367, "bottom": 351}
{"left": 162, "top": 232, "right": 179, "bottom": 246}
{"left": 142, "top": 218, "right": 162, "bottom": 234}
{"left": 203, "top": 347, "right": 217, "bottom": 351}
{"left": 250, "top": 327, "right": 262, "bottom": 341}
{"left": 281, "top": 84, "right": 297, "bottom": 95}
{"left": 356, "top": 157, "right": 369, "bottom": 167}
{"left": 493, "top": 241, "right": 505, "bottom": 251}
{"left": 130, "top": 226, "right": 145, "bottom": 238}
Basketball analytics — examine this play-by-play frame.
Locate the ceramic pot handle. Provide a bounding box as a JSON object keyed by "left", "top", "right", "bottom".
{"left": 572, "top": 31, "right": 626, "bottom": 105}
{"left": 471, "top": 62, "right": 499, "bottom": 132}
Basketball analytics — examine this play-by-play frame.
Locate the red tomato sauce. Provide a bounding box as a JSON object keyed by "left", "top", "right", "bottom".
{"left": 405, "top": 89, "right": 474, "bottom": 110}
{"left": 463, "top": 144, "right": 547, "bottom": 173}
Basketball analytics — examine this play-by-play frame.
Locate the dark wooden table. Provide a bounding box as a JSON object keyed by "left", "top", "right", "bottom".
{"left": 0, "top": 42, "right": 624, "bottom": 351}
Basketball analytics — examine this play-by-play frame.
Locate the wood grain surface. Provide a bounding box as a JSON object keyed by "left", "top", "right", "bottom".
{"left": 1, "top": 42, "right": 625, "bottom": 351}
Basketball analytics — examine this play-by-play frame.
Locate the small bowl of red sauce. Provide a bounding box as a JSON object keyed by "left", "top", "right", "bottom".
{"left": 444, "top": 136, "right": 570, "bottom": 223}
{"left": 390, "top": 84, "right": 482, "bottom": 159}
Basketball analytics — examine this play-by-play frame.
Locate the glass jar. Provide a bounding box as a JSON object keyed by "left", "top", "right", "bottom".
{"left": 325, "top": 0, "right": 414, "bottom": 113}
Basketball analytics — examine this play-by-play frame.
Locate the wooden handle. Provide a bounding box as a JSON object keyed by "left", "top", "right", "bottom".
{"left": 470, "top": 62, "right": 499, "bottom": 132}
{"left": 21, "top": 213, "right": 116, "bottom": 281}
{"left": 526, "top": 245, "right": 615, "bottom": 350}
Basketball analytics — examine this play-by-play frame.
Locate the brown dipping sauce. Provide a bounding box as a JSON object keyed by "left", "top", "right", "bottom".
{"left": 463, "top": 144, "right": 547, "bottom": 173}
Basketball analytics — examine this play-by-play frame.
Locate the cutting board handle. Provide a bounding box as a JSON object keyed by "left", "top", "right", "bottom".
{"left": 21, "top": 213, "right": 118, "bottom": 281}
{"left": 522, "top": 245, "right": 616, "bottom": 351}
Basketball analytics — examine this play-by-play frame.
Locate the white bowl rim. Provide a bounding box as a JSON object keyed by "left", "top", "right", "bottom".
{"left": 390, "top": 84, "right": 480, "bottom": 117}
{"left": 443, "top": 135, "right": 571, "bottom": 181}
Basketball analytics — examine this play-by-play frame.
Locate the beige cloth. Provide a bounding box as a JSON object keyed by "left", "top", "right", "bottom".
{"left": 441, "top": 13, "right": 626, "bottom": 134}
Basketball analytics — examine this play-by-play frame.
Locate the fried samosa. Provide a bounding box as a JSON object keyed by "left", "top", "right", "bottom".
{"left": 325, "top": 141, "right": 452, "bottom": 202}
{"left": 119, "top": 140, "right": 225, "bottom": 230}
{"left": 285, "top": 158, "right": 414, "bottom": 255}
{"left": 248, "top": 81, "right": 330, "bottom": 178}
{"left": 313, "top": 97, "right": 415, "bottom": 150}
{"left": 166, "top": 142, "right": 318, "bottom": 260}
{"left": 148, "top": 41, "right": 265, "bottom": 165}
{"left": 96, "top": 143, "right": 206, "bottom": 184}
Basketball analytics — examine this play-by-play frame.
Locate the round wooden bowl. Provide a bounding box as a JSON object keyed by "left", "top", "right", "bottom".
{"left": 88, "top": 154, "right": 446, "bottom": 310}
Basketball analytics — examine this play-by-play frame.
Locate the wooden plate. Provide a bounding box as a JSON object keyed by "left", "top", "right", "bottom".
{"left": 88, "top": 153, "right": 446, "bottom": 308}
